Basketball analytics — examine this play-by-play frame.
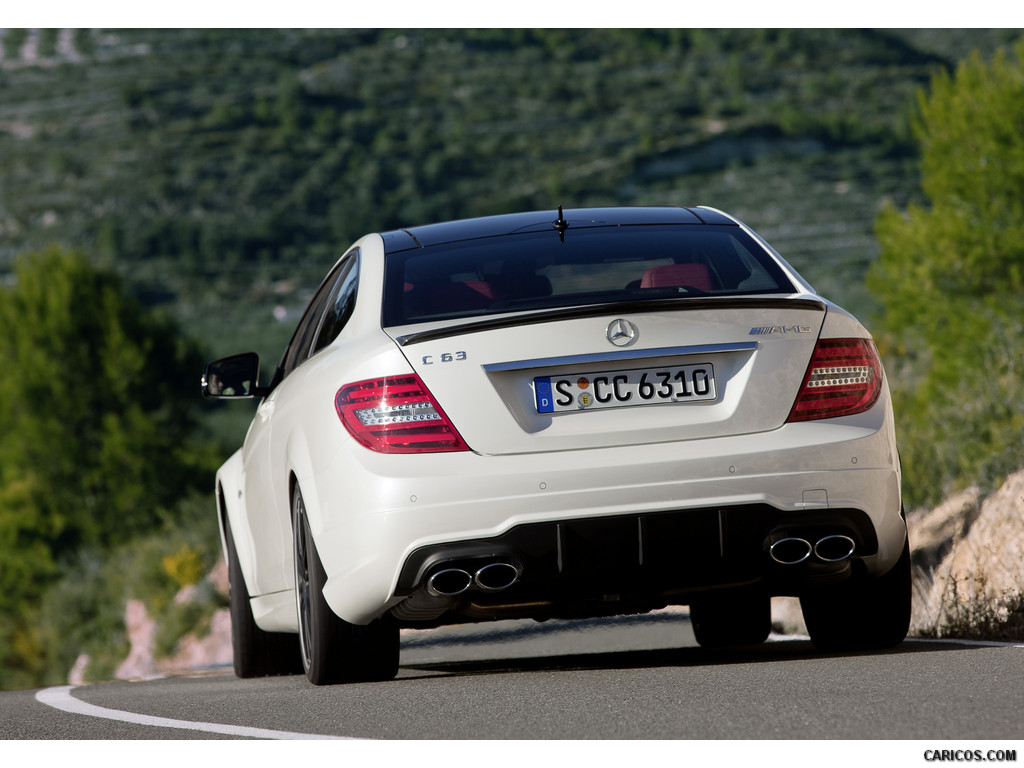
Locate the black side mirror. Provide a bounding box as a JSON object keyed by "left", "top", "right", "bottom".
{"left": 201, "top": 352, "right": 263, "bottom": 398}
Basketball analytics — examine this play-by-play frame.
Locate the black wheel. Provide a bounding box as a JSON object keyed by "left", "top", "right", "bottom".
{"left": 292, "top": 484, "right": 400, "bottom": 685}
{"left": 800, "top": 536, "right": 911, "bottom": 651}
{"left": 690, "top": 592, "right": 771, "bottom": 648}
{"left": 223, "top": 498, "right": 303, "bottom": 678}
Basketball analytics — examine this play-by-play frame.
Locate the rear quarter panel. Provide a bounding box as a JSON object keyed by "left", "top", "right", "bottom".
{"left": 229, "top": 233, "right": 414, "bottom": 606}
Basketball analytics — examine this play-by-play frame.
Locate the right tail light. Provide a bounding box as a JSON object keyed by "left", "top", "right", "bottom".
{"left": 787, "top": 338, "right": 883, "bottom": 422}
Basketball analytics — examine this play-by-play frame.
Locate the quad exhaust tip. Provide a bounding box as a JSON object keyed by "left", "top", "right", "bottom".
{"left": 814, "top": 534, "right": 857, "bottom": 563}
{"left": 426, "top": 568, "right": 473, "bottom": 597}
{"left": 474, "top": 562, "right": 521, "bottom": 592}
{"left": 426, "top": 561, "right": 522, "bottom": 597}
{"left": 769, "top": 537, "right": 813, "bottom": 565}
{"left": 770, "top": 535, "right": 856, "bottom": 565}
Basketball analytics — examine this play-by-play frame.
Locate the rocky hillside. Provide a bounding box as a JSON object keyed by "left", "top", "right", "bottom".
{"left": 908, "top": 469, "right": 1024, "bottom": 639}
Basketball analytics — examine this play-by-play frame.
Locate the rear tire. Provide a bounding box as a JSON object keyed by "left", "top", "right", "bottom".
{"left": 223, "top": 503, "right": 303, "bottom": 678}
{"left": 691, "top": 592, "right": 771, "bottom": 648}
{"left": 800, "top": 537, "right": 911, "bottom": 651}
{"left": 292, "top": 484, "right": 400, "bottom": 685}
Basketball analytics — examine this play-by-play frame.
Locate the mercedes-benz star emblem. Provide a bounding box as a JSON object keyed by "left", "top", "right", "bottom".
{"left": 606, "top": 318, "right": 639, "bottom": 347}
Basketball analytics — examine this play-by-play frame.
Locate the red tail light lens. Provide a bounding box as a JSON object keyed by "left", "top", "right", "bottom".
{"left": 787, "top": 338, "right": 883, "bottom": 422}
{"left": 335, "top": 374, "right": 469, "bottom": 453}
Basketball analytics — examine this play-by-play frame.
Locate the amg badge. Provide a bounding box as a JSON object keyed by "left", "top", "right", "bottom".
{"left": 749, "top": 325, "right": 814, "bottom": 335}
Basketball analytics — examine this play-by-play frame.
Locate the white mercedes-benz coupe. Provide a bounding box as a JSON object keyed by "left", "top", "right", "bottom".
{"left": 202, "top": 206, "right": 909, "bottom": 685}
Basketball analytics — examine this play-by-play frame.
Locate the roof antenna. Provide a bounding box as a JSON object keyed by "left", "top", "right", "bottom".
{"left": 553, "top": 205, "right": 569, "bottom": 242}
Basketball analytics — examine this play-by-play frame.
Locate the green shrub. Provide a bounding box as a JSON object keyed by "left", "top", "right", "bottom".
{"left": 33, "top": 492, "right": 226, "bottom": 686}
{"left": 870, "top": 38, "right": 1024, "bottom": 508}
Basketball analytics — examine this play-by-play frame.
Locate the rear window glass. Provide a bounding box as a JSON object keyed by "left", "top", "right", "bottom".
{"left": 382, "top": 225, "right": 796, "bottom": 327}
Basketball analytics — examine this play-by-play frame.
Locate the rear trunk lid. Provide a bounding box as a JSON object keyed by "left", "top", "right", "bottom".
{"left": 387, "top": 297, "right": 825, "bottom": 455}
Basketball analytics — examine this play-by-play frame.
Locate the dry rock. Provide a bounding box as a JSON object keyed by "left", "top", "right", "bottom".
{"left": 910, "top": 469, "right": 1024, "bottom": 637}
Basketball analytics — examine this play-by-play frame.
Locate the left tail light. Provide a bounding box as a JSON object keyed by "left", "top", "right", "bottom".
{"left": 335, "top": 374, "right": 470, "bottom": 453}
{"left": 787, "top": 338, "right": 884, "bottom": 422}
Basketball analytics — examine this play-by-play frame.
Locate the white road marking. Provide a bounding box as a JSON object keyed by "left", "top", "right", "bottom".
{"left": 35, "top": 685, "right": 352, "bottom": 740}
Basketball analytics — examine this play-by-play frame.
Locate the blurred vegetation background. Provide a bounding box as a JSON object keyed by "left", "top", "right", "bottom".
{"left": 0, "top": 28, "right": 1022, "bottom": 690}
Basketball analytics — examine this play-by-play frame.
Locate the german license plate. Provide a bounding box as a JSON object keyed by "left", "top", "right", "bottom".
{"left": 534, "top": 363, "right": 716, "bottom": 413}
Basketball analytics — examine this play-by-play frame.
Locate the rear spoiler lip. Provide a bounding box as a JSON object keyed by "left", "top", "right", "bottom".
{"left": 391, "top": 295, "right": 826, "bottom": 347}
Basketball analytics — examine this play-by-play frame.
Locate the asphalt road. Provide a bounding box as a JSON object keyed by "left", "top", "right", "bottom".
{"left": 4, "top": 609, "right": 1024, "bottom": 745}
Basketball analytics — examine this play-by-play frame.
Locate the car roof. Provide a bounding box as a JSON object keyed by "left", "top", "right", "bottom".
{"left": 380, "top": 206, "right": 738, "bottom": 253}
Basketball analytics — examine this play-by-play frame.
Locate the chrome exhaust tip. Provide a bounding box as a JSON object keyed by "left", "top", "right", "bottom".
{"left": 426, "top": 568, "right": 473, "bottom": 597}
{"left": 814, "top": 534, "right": 856, "bottom": 562}
{"left": 474, "top": 562, "right": 521, "bottom": 592}
{"left": 770, "top": 537, "right": 813, "bottom": 565}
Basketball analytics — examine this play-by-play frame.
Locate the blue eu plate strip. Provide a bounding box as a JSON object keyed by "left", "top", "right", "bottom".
{"left": 534, "top": 377, "right": 553, "bottom": 413}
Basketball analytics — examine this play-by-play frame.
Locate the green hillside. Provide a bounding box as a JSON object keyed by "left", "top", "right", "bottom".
{"left": 0, "top": 28, "right": 1020, "bottom": 428}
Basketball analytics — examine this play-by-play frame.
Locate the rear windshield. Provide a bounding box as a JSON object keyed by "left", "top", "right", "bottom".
{"left": 382, "top": 224, "right": 796, "bottom": 327}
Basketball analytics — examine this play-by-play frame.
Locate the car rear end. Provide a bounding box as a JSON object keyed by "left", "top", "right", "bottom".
{"left": 316, "top": 207, "right": 904, "bottom": 640}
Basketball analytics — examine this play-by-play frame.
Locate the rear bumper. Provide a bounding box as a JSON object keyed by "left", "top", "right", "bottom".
{"left": 391, "top": 503, "right": 885, "bottom": 623}
{"left": 306, "top": 410, "right": 902, "bottom": 625}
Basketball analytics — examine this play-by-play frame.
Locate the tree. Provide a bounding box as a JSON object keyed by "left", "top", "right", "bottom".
{"left": 869, "top": 38, "right": 1024, "bottom": 508}
{"left": 0, "top": 246, "right": 213, "bottom": 686}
